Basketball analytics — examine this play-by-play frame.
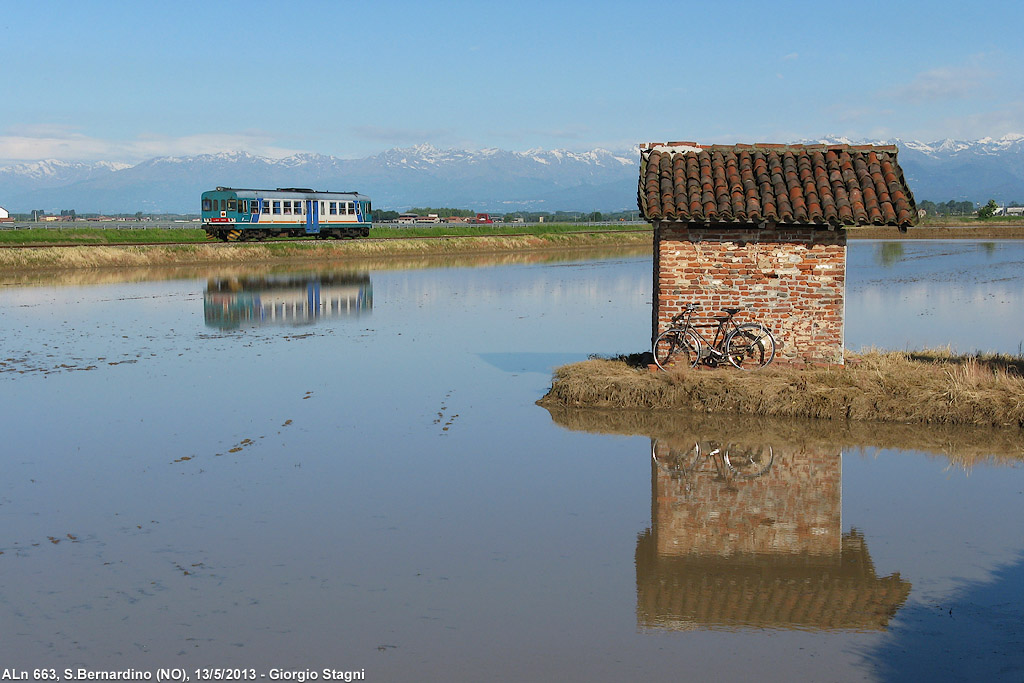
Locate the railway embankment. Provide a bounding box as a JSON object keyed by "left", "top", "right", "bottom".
{"left": 4, "top": 222, "right": 1024, "bottom": 273}
{"left": 538, "top": 349, "right": 1024, "bottom": 431}
{"left": 0, "top": 231, "right": 652, "bottom": 271}
{"left": 3, "top": 222, "right": 1024, "bottom": 272}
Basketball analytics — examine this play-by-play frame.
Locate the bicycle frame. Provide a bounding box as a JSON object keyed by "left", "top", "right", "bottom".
{"left": 672, "top": 307, "right": 741, "bottom": 363}
{"left": 684, "top": 311, "right": 741, "bottom": 362}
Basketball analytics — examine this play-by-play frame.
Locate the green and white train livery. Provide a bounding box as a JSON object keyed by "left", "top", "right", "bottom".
{"left": 201, "top": 187, "right": 372, "bottom": 241}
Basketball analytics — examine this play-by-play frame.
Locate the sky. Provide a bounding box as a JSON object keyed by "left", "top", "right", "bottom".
{"left": 1, "top": 0, "right": 1022, "bottom": 165}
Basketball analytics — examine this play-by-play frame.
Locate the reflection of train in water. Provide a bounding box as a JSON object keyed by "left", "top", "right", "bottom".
{"left": 204, "top": 273, "right": 372, "bottom": 329}
{"left": 201, "top": 187, "right": 372, "bottom": 241}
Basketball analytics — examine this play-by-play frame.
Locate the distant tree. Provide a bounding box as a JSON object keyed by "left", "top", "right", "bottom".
{"left": 977, "top": 199, "right": 999, "bottom": 219}
{"left": 408, "top": 207, "right": 475, "bottom": 217}
{"left": 372, "top": 209, "right": 399, "bottom": 221}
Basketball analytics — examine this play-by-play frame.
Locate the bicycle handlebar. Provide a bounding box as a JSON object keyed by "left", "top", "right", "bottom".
{"left": 672, "top": 303, "right": 745, "bottom": 322}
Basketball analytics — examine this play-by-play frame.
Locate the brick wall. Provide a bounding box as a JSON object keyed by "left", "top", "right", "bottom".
{"left": 654, "top": 224, "right": 847, "bottom": 366}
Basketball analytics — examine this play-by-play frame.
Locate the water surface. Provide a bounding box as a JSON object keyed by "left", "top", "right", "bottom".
{"left": 1, "top": 241, "right": 1022, "bottom": 681}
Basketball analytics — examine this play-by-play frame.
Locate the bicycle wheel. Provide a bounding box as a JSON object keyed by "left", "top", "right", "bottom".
{"left": 653, "top": 328, "right": 702, "bottom": 370}
{"left": 723, "top": 444, "right": 774, "bottom": 478}
{"left": 724, "top": 323, "right": 776, "bottom": 369}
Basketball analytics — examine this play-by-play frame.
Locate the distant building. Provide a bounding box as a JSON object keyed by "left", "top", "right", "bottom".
{"left": 397, "top": 213, "right": 418, "bottom": 225}
{"left": 0, "top": 206, "right": 12, "bottom": 223}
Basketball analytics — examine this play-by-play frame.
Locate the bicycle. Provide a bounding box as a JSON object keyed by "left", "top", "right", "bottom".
{"left": 653, "top": 303, "right": 776, "bottom": 370}
{"left": 651, "top": 439, "right": 774, "bottom": 483}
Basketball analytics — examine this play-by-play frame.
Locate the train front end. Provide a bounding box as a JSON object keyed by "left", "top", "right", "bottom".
{"left": 201, "top": 188, "right": 243, "bottom": 241}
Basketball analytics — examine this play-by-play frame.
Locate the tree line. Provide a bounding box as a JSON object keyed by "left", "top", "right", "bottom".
{"left": 370, "top": 208, "right": 640, "bottom": 222}
{"left": 918, "top": 199, "right": 1022, "bottom": 217}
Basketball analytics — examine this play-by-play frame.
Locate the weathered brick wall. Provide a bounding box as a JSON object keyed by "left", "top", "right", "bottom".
{"left": 654, "top": 224, "right": 847, "bottom": 365}
{"left": 651, "top": 439, "right": 842, "bottom": 557}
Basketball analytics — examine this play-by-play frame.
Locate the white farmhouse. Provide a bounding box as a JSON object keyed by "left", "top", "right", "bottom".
{"left": 0, "top": 206, "right": 12, "bottom": 223}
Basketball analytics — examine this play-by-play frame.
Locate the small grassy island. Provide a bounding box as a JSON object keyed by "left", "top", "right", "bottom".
{"left": 538, "top": 349, "right": 1024, "bottom": 430}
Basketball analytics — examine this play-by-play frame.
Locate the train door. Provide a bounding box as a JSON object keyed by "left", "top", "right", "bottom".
{"left": 304, "top": 200, "right": 320, "bottom": 235}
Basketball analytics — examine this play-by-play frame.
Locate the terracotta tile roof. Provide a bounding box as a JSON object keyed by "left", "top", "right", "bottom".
{"left": 638, "top": 142, "right": 918, "bottom": 230}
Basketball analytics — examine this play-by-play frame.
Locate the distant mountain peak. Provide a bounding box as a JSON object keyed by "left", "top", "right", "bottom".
{"left": 2, "top": 137, "right": 1022, "bottom": 212}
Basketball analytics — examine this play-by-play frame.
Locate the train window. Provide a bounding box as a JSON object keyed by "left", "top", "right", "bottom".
{"left": 262, "top": 200, "right": 270, "bottom": 214}
{"left": 283, "top": 201, "right": 292, "bottom": 215}
{"left": 320, "top": 201, "right": 325, "bottom": 215}
{"left": 227, "top": 199, "right": 237, "bottom": 211}
{"left": 272, "top": 201, "right": 281, "bottom": 215}
{"left": 329, "top": 202, "right": 338, "bottom": 215}
{"left": 295, "top": 202, "right": 303, "bottom": 215}
{"left": 202, "top": 199, "right": 212, "bottom": 212}
{"left": 366, "top": 201, "right": 371, "bottom": 214}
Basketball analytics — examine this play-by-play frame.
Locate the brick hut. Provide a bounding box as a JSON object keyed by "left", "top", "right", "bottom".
{"left": 639, "top": 142, "right": 917, "bottom": 366}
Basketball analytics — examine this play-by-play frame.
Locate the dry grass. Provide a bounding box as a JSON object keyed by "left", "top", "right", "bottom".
{"left": 0, "top": 244, "right": 275, "bottom": 270}
{"left": 538, "top": 349, "right": 1024, "bottom": 430}
{"left": 0, "top": 233, "right": 652, "bottom": 273}
{"left": 847, "top": 224, "right": 1024, "bottom": 239}
{"left": 0, "top": 246, "right": 653, "bottom": 287}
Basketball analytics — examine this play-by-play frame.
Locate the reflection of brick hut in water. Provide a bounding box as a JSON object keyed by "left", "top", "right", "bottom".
{"left": 638, "top": 143, "right": 917, "bottom": 365}
{"left": 637, "top": 437, "right": 910, "bottom": 631}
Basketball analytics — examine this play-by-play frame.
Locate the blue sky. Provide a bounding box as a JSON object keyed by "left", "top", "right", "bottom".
{"left": 1, "top": 0, "right": 1022, "bottom": 164}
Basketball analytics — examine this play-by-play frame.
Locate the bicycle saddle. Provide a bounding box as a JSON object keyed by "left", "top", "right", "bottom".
{"left": 723, "top": 307, "right": 741, "bottom": 315}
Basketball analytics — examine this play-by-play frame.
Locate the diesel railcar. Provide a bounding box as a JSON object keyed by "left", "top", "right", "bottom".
{"left": 201, "top": 187, "right": 372, "bottom": 241}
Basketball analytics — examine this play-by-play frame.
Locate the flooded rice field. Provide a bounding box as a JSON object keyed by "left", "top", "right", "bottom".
{"left": 1, "top": 240, "right": 1023, "bottom": 681}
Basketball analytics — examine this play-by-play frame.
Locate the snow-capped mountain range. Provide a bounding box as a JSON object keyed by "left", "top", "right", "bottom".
{"left": 1, "top": 137, "right": 1022, "bottom": 213}
{"left": 809, "top": 135, "right": 1024, "bottom": 206}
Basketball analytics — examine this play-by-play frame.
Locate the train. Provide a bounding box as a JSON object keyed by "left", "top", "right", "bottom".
{"left": 201, "top": 187, "right": 372, "bottom": 241}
